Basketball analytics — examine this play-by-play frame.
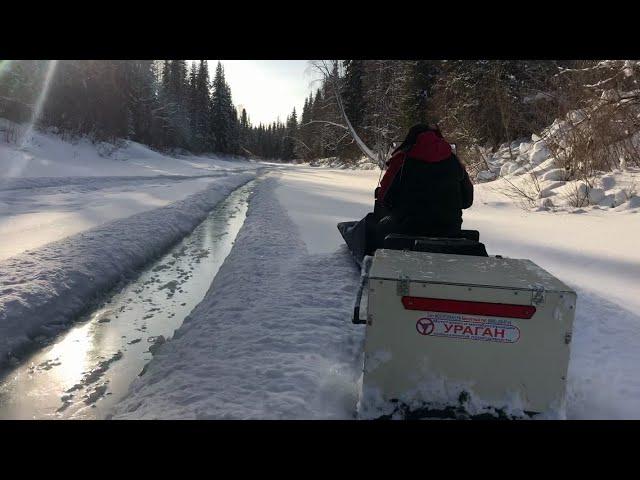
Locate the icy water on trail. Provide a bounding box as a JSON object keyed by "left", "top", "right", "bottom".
{"left": 0, "top": 181, "right": 254, "bottom": 419}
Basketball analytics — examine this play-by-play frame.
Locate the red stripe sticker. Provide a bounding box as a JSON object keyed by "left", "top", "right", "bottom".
{"left": 402, "top": 296, "right": 536, "bottom": 319}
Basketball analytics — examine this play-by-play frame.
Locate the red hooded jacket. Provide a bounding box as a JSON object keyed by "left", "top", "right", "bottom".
{"left": 377, "top": 130, "right": 454, "bottom": 203}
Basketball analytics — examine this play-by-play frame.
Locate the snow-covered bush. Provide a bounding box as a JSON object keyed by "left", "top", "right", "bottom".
{"left": 95, "top": 141, "right": 120, "bottom": 158}
{"left": 539, "top": 197, "right": 554, "bottom": 209}
{"left": 542, "top": 168, "right": 569, "bottom": 181}
{"left": 307, "top": 156, "right": 377, "bottom": 170}
{"left": 499, "top": 171, "right": 543, "bottom": 209}
{"left": 500, "top": 162, "right": 519, "bottom": 177}
{"left": 528, "top": 141, "right": 550, "bottom": 165}
{"left": 564, "top": 182, "right": 590, "bottom": 208}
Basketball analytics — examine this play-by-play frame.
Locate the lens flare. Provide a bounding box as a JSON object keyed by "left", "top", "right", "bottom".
{"left": 1, "top": 60, "right": 59, "bottom": 191}
{"left": 19, "top": 60, "right": 59, "bottom": 148}
{"left": 0, "top": 60, "right": 13, "bottom": 78}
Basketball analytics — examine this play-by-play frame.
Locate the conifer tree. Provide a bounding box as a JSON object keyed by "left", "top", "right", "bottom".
{"left": 210, "top": 61, "right": 237, "bottom": 154}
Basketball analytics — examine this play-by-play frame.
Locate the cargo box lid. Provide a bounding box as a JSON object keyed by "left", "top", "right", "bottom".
{"left": 369, "top": 249, "right": 574, "bottom": 293}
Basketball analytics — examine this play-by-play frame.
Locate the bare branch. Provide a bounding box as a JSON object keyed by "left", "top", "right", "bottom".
{"left": 283, "top": 135, "right": 312, "bottom": 152}
{"left": 299, "top": 120, "right": 349, "bottom": 131}
{"left": 308, "top": 60, "right": 381, "bottom": 167}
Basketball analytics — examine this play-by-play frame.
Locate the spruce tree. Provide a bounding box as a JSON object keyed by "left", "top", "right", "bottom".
{"left": 282, "top": 107, "right": 298, "bottom": 160}
{"left": 210, "top": 61, "right": 237, "bottom": 154}
{"left": 340, "top": 60, "right": 366, "bottom": 160}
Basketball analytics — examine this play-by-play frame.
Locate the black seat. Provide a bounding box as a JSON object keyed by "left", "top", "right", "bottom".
{"left": 383, "top": 231, "right": 488, "bottom": 257}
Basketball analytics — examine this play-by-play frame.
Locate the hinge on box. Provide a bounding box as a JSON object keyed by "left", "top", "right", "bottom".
{"left": 531, "top": 284, "right": 546, "bottom": 305}
{"left": 397, "top": 275, "right": 410, "bottom": 296}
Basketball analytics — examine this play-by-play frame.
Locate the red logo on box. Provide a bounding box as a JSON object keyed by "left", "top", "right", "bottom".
{"left": 416, "top": 315, "right": 520, "bottom": 343}
{"left": 416, "top": 317, "right": 435, "bottom": 336}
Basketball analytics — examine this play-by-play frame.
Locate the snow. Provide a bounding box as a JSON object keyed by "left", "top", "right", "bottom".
{"left": 358, "top": 373, "right": 556, "bottom": 420}
{"left": 274, "top": 168, "right": 381, "bottom": 254}
{"left": 0, "top": 176, "right": 237, "bottom": 260}
{"left": 1, "top": 119, "right": 254, "bottom": 179}
{"left": 0, "top": 121, "right": 261, "bottom": 364}
{"left": 541, "top": 168, "right": 569, "bottom": 182}
{"left": 0, "top": 171, "right": 256, "bottom": 365}
{"left": 2, "top": 118, "right": 639, "bottom": 419}
{"left": 114, "top": 164, "right": 640, "bottom": 419}
{"left": 465, "top": 183, "right": 640, "bottom": 419}
{"left": 0, "top": 121, "right": 259, "bottom": 259}
{"left": 474, "top": 119, "right": 640, "bottom": 213}
{"left": 113, "top": 173, "right": 368, "bottom": 419}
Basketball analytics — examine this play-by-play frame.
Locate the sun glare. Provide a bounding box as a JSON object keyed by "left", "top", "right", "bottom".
{"left": 0, "top": 60, "right": 13, "bottom": 78}
{"left": 19, "top": 60, "right": 58, "bottom": 149}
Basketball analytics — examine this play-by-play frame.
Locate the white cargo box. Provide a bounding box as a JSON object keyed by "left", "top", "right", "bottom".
{"left": 361, "top": 249, "right": 577, "bottom": 418}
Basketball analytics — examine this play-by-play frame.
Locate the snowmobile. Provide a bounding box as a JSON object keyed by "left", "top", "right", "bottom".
{"left": 338, "top": 205, "right": 577, "bottom": 420}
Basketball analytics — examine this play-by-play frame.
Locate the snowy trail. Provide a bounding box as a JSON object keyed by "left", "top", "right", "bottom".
{"left": 0, "top": 175, "right": 237, "bottom": 260}
{"left": 113, "top": 174, "right": 367, "bottom": 419}
{"left": 0, "top": 173, "right": 234, "bottom": 192}
{"left": 0, "top": 171, "right": 257, "bottom": 365}
{"left": 113, "top": 166, "right": 640, "bottom": 419}
{"left": 0, "top": 122, "right": 261, "bottom": 260}
{"left": 0, "top": 182, "right": 254, "bottom": 419}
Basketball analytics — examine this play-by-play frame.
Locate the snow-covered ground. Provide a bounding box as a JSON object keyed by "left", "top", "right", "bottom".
{"left": 0, "top": 172, "right": 257, "bottom": 364}
{"left": 465, "top": 185, "right": 640, "bottom": 419}
{"left": 113, "top": 172, "right": 370, "bottom": 419}
{"left": 0, "top": 123, "right": 262, "bottom": 364}
{"left": 0, "top": 122, "right": 259, "bottom": 259}
{"left": 2, "top": 119, "right": 639, "bottom": 420}
{"left": 465, "top": 122, "right": 640, "bottom": 418}
{"left": 1, "top": 119, "right": 254, "bottom": 179}
{"left": 113, "top": 164, "right": 640, "bottom": 420}
{"left": 475, "top": 122, "right": 640, "bottom": 214}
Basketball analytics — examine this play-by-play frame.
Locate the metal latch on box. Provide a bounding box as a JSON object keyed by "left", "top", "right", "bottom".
{"left": 531, "top": 284, "right": 546, "bottom": 305}
{"left": 397, "top": 275, "right": 410, "bottom": 296}
{"left": 352, "top": 256, "right": 373, "bottom": 324}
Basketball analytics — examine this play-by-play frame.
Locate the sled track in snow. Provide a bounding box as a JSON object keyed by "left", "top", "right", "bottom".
{"left": 113, "top": 175, "right": 366, "bottom": 420}
{"left": 0, "top": 171, "right": 258, "bottom": 368}
{"left": 0, "top": 180, "right": 256, "bottom": 419}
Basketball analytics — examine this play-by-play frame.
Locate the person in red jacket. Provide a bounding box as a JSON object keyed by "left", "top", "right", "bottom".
{"left": 373, "top": 124, "right": 474, "bottom": 248}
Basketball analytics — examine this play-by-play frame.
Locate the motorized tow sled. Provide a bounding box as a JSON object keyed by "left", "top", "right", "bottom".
{"left": 338, "top": 217, "right": 577, "bottom": 420}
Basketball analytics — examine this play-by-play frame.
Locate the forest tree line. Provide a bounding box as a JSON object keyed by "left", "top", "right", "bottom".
{"left": 1, "top": 60, "right": 243, "bottom": 154}
{"left": 2, "top": 59, "right": 639, "bottom": 175}
{"left": 288, "top": 61, "right": 640, "bottom": 166}
{"left": 0, "top": 59, "right": 311, "bottom": 160}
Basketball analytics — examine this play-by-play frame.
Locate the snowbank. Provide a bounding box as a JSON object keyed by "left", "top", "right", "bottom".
{"left": 0, "top": 172, "right": 257, "bottom": 366}
{"left": 0, "top": 119, "right": 263, "bottom": 260}
{"left": 307, "top": 156, "right": 378, "bottom": 170}
{"left": 261, "top": 156, "right": 378, "bottom": 170}
{"left": 113, "top": 176, "right": 366, "bottom": 419}
{"left": 0, "top": 118, "right": 256, "bottom": 180}
{"left": 474, "top": 118, "right": 640, "bottom": 213}
{"left": 0, "top": 175, "right": 243, "bottom": 261}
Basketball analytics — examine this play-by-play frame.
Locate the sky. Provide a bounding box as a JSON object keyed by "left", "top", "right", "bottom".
{"left": 206, "top": 60, "right": 321, "bottom": 126}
